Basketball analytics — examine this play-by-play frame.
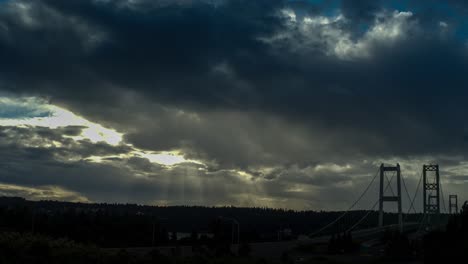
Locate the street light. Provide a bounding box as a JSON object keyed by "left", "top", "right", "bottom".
{"left": 219, "top": 216, "right": 240, "bottom": 244}
{"left": 151, "top": 216, "right": 168, "bottom": 247}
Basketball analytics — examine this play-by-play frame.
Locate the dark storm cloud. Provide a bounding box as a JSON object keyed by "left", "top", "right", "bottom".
{"left": 1, "top": 0, "right": 468, "bottom": 208}
{"left": 0, "top": 0, "right": 465, "bottom": 109}
{"left": 1, "top": 0, "right": 465, "bottom": 162}
{"left": 0, "top": 4, "right": 460, "bottom": 108}
{"left": 341, "top": 0, "right": 381, "bottom": 22}
{"left": 38, "top": 0, "right": 468, "bottom": 162}
{"left": 0, "top": 0, "right": 286, "bottom": 106}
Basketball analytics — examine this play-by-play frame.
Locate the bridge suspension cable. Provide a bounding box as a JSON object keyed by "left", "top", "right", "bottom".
{"left": 310, "top": 167, "right": 380, "bottom": 237}
{"left": 417, "top": 212, "right": 428, "bottom": 233}
{"left": 385, "top": 170, "right": 397, "bottom": 197}
{"left": 403, "top": 170, "right": 424, "bottom": 221}
{"left": 347, "top": 200, "right": 378, "bottom": 232}
{"left": 347, "top": 172, "right": 397, "bottom": 232}
{"left": 401, "top": 171, "right": 417, "bottom": 214}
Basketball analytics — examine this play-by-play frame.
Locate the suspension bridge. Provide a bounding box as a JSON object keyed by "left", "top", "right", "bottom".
{"left": 306, "top": 163, "right": 459, "bottom": 244}
{"left": 239, "top": 163, "right": 461, "bottom": 260}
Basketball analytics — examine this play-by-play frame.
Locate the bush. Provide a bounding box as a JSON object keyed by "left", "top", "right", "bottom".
{"left": 0, "top": 232, "right": 104, "bottom": 264}
{"left": 238, "top": 242, "right": 251, "bottom": 257}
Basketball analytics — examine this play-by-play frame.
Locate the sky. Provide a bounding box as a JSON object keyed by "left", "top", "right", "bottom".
{"left": 0, "top": 0, "right": 468, "bottom": 211}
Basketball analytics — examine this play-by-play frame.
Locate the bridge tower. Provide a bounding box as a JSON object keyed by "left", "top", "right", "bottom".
{"left": 378, "top": 163, "right": 403, "bottom": 232}
{"left": 449, "top": 195, "right": 458, "bottom": 214}
{"left": 423, "top": 164, "right": 440, "bottom": 228}
{"left": 423, "top": 165, "right": 440, "bottom": 214}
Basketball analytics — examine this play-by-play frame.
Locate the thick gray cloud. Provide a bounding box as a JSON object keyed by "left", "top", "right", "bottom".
{"left": 0, "top": 0, "right": 467, "bottom": 209}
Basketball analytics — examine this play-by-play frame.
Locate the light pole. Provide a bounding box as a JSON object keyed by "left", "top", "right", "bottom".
{"left": 151, "top": 216, "right": 168, "bottom": 247}
{"left": 219, "top": 216, "right": 240, "bottom": 244}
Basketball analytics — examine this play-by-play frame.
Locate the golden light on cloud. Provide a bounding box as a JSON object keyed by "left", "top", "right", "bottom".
{"left": 137, "top": 151, "right": 188, "bottom": 166}
{"left": 0, "top": 96, "right": 205, "bottom": 168}
{"left": 86, "top": 151, "right": 203, "bottom": 167}
{"left": 0, "top": 97, "right": 124, "bottom": 146}
{"left": 314, "top": 163, "right": 352, "bottom": 173}
{"left": 36, "top": 106, "right": 124, "bottom": 146}
{"left": 0, "top": 183, "right": 90, "bottom": 203}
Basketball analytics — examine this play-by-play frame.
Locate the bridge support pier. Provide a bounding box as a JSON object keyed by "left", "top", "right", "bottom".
{"left": 378, "top": 163, "right": 403, "bottom": 232}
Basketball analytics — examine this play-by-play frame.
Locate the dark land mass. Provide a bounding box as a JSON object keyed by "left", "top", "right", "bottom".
{"left": 0, "top": 196, "right": 467, "bottom": 264}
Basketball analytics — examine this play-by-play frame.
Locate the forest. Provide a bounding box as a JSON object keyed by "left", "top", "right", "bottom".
{"left": 0, "top": 197, "right": 421, "bottom": 248}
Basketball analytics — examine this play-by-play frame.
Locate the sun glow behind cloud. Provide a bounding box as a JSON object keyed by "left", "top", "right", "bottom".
{"left": 0, "top": 97, "right": 124, "bottom": 146}
{"left": 85, "top": 151, "right": 202, "bottom": 167}
{"left": 0, "top": 96, "right": 204, "bottom": 167}
{"left": 136, "top": 151, "right": 202, "bottom": 166}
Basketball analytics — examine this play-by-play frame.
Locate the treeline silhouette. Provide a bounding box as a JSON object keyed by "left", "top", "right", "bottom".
{"left": 423, "top": 202, "right": 468, "bottom": 263}
{"left": 0, "top": 197, "right": 420, "bottom": 248}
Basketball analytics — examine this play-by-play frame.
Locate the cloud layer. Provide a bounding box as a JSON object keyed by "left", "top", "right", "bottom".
{"left": 0, "top": 0, "right": 468, "bottom": 210}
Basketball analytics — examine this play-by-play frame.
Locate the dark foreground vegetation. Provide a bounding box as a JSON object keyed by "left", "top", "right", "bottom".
{"left": 422, "top": 204, "right": 468, "bottom": 263}
{"left": 0, "top": 231, "right": 266, "bottom": 264}
{"left": 0, "top": 197, "right": 467, "bottom": 263}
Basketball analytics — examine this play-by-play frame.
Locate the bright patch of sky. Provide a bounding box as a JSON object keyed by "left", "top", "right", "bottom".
{"left": 0, "top": 96, "right": 202, "bottom": 167}
{"left": 0, "top": 96, "right": 123, "bottom": 146}
{"left": 0, "top": 97, "right": 52, "bottom": 118}
{"left": 269, "top": 8, "right": 416, "bottom": 60}
{"left": 137, "top": 151, "right": 203, "bottom": 166}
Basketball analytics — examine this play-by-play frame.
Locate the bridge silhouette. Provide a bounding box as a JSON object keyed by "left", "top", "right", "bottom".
{"left": 307, "top": 163, "right": 456, "bottom": 242}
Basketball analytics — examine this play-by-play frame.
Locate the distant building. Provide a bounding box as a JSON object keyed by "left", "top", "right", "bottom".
{"left": 277, "top": 228, "right": 293, "bottom": 240}
{"left": 176, "top": 232, "right": 214, "bottom": 240}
